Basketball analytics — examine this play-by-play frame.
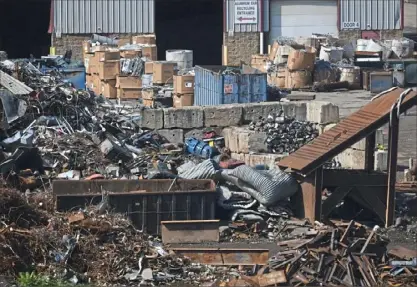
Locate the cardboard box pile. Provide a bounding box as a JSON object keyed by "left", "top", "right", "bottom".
{"left": 84, "top": 49, "right": 120, "bottom": 99}
{"left": 116, "top": 75, "right": 142, "bottom": 99}
{"left": 153, "top": 61, "right": 177, "bottom": 84}
{"left": 173, "top": 75, "right": 194, "bottom": 108}
{"left": 268, "top": 41, "right": 316, "bottom": 89}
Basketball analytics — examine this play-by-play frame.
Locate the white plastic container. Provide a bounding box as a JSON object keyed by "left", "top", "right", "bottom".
{"left": 166, "top": 50, "right": 193, "bottom": 71}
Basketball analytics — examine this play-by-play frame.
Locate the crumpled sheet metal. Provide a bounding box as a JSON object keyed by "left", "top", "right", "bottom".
{"left": 179, "top": 159, "right": 219, "bottom": 180}
{"left": 221, "top": 166, "right": 299, "bottom": 206}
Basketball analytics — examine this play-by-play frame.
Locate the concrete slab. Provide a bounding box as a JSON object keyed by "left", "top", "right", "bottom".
{"left": 163, "top": 107, "right": 204, "bottom": 129}
{"left": 204, "top": 105, "right": 243, "bottom": 127}
{"left": 306, "top": 101, "right": 339, "bottom": 124}
{"left": 140, "top": 108, "right": 164, "bottom": 130}
{"left": 241, "top": 101, "right": 308, "bottom": 123}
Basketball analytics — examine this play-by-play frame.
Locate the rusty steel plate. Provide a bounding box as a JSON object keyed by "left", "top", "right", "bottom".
{"left": 278, "top": 88, "right": 417, "bottom": 175}
{"left": 170, "top": 248, "right": 269, "bottom": 265}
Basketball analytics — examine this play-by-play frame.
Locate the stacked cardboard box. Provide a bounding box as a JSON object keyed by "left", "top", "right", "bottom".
{"left": 153, "top": 61, "right": 177, "bottom": 84}
{"left": 84, "top": 50, "right": 120, "bottom": 98}
{"left": 116, "top": 75, "right": 142, "bottom": 100}
{"left": 132, "top": 34, "right": 156, "bottom": 45}
{"left": 173, "top": 75, "right": 194, "bottom": 108}
{"left": 268, "top": 41, "right": 316, "bottom": 89}
{"left": 250, "top": 55, "right": 270, "bottom": 73}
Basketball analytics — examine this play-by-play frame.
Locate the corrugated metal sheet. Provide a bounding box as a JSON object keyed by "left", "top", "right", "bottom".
{"left": 0, "top": 71, "right": 33, "bottom": 95}
{"left": 278, "top": 87, "right": 417, "bottom": 175}
{"left": 53, "top": 0, "right": 154, "bottom": 34}
{"left": 340, "top": 0, "right": 402, "bottom": 30}
{"left": 194, "top": 66, "right": 267, "bottom": 106}
{"left": 225, "top": 0, "right": 269, "bottom": 32}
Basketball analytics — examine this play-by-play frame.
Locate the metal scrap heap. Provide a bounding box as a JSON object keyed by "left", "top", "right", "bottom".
{"left": 222, "top": 220, "right": 417, "bottom": 287}
{"left": 249, "top": 112, "right": 319, "bottom": 154}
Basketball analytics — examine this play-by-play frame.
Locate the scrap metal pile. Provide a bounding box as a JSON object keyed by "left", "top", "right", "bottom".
{"left": 0, "top": 60, "right": 187, "bottom": 189}
{"left": 249, "top": 112, "right": 319, "bottom": 154}
{"left": 219, "top": 220, "right": 417, "bottom": 287}
{"left": 0, "top": 189, "right": 226, "bottom": 285}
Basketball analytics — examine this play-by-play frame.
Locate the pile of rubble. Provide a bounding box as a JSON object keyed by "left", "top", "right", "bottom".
{"left": 0, "top": 188, "right": 226, "bottom": 285}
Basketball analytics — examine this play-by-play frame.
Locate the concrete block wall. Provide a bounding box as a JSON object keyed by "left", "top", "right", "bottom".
{"left": 139, "top": 100, "right": 339, "bottom": 135}
{"left": 136, "top": 101, "right": 340, "bottom": 168}
{"left": 223, "top": 32, "right": 260, "bottom": 66}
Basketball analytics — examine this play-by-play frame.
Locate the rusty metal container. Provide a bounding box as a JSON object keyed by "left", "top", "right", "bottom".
{"left": 53, "top": 179, "right": 217, "bottom": 235}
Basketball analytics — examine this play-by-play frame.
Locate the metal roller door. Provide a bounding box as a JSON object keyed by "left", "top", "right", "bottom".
{"left": 269, "top": 0, "right": 338, "bottom": 43}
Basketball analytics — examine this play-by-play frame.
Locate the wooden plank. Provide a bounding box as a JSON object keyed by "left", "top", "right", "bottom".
{"left": 161, "top": 220, "right": 220, "bottom": 244}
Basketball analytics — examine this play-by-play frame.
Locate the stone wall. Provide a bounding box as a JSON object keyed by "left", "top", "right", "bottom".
{"left": 223, "top": 32, "right": 260, "bottom": 66}
{"left": 52, "top": 33, "right": 132, "bottom": 60}
{"left": 338, "top": 29, "right": 403, "bottom": 42}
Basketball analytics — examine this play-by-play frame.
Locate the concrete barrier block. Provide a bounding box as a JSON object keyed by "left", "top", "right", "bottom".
{"left": 248, "top": 131, "right": 268, "bottom": 153}
{"left": 223, "top": 127, "right": 239, "bottom": 153}
{"left": 335, "top": 148, "right": 365, "bottom": 169}
{"left": 140, "top": 108, "right": 164, "bottom": 130}
{"left": 237, "top": 129, "right": 254, "bottom": 154}
{"left": 204, "top": 104, "right": 243, "bottom": 127}
{"left": 157, "top": 129, "right": 184, "bottom": 144}
{"left": 241, "top": 102, "right": 282, "bottom": 123}
{"left": 184, "top": 129, "right": 204, "bottom": 140}
{"left": 231, "top": 153, "right": 246, "bottom": 162}
{"left": 163, "top": 107, "right": 204, "bottom": 129}
{"left": 307, "top": 101, "right": 339, "bottom": 124}
{"left": 281, "top": 102, "right": 307, "bottom": 121}
{"left": 374, "top": 150, "right": 388, "bottom": 171}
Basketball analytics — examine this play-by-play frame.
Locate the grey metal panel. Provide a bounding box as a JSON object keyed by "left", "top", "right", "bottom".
{"left": 340, "top": 0, "right": 401, "bottom": 31}
{"left": 54, "top": 0, "right": 154, "bottom": 34}
{"left": 226, "top": 0, "right": 269, "bottom": 32}
{"left": 0, "top": 71, "right": 33, "bottom": 95}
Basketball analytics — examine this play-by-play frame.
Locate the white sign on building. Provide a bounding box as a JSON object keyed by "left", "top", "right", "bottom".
{"left": 234, "top": 0, "right": 258, "bottom": 24}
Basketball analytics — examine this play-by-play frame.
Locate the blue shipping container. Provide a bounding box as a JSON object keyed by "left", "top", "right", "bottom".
{"left": 194, "top": 65, "right": 267, "bottom": 106}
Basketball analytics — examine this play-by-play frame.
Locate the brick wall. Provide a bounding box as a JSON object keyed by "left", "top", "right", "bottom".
{"left": 223, "top": 32, "right": 260, "bottom": 66}
{"left": 52, "top": 33, "right": 132, "bottom": 60}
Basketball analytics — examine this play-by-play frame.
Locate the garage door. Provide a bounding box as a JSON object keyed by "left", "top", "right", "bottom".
{"left": 269, "top": 0, "right": 338, "bottom": 43}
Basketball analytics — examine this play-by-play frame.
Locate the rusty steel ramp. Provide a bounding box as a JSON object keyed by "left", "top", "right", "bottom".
{"left": 278, "top": 88, "right": 417, "bottom": 176}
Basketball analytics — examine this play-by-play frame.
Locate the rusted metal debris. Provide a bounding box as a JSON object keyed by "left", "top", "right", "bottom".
{"left": 170, "top": 248, "right": 269, "bottom": 266}
{"left": 264, "top": 220, "right": 417, "bottom": 286}
{"left": 278, "top": 87, "right": 417, "bottom": 175}
{"left": 161, "top": 220, "right": 220, "bottom": 244}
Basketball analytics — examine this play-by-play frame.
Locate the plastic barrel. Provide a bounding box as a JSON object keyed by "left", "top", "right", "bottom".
{"left": 185, "top": 138, "right": 213, "bottom": 159}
